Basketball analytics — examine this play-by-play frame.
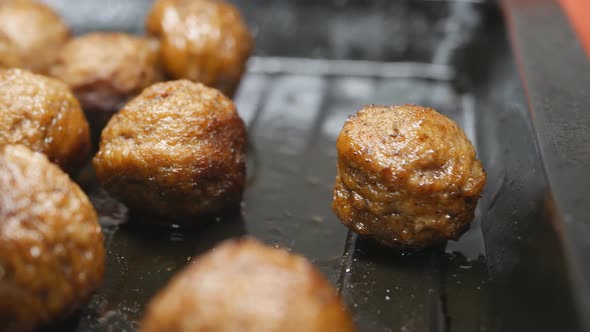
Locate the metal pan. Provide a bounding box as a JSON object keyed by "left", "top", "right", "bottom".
{"left": 36, "top": 0, "right": 588, "bottom": 331}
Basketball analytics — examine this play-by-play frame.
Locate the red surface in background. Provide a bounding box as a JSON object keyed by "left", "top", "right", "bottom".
{"left": 559, "top": 0, "right": 590, "bottom": 57}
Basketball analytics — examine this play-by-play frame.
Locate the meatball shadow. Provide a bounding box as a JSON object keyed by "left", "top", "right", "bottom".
{"left": 124, "top": 202, "right": 247, "bottom": 237}
{"left": 353, "top": 235, "right": 446, "bottom": 266}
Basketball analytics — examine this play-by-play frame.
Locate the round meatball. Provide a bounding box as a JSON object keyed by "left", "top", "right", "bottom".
{"left": 0, "top": 69, "right": 91, "bottom": 172}
{"left": 0, "top": 0, "right": 70, "bottom": 73}
{"left": 49, "top": 33, "right": 164, "bottom": 142}
{"left": 140, "top": 238, "right": 355, "bottom": 332}
{"left": 146, "top": 0, "right": 253, "bottom": 96}
{"left": 93, "top": 80, "right": 247, "bottom": 220}
{"left": 333, "top": 105, "right": 486, "bottom": 249}
{"left": 0, "top": 144, "right": 105, "bottom": 332}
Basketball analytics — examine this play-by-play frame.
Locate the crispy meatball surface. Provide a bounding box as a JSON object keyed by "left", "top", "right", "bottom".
{"left": 49, "top": 33, "right": 164, "bottom": 140}
{"left": 146, "top": 0, "right": 253, "bottom": 96}
{"left": 140, "top": 238, "right": 356, "bottom": 332}
{"left": 0, "top": 145, "right": 105, "bottom": 332}
{"left": 0, "top": 69, "right": 91, "bottom": 172}
{"left": 0, "top": 0, "right": 70, "bottom": 73}
{"left": 93, "top": 80, "right": 247, "bottom": 220}
{"left": 333, "top": 105, "right": 486, "bottom": 249}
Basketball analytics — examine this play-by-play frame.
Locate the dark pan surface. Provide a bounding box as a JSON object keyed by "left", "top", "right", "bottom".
{"left": 36, "top": 0, "right": 583, "bottom": 331}
{"left": 502, "top": 1, "right": 590, "bottom": 330}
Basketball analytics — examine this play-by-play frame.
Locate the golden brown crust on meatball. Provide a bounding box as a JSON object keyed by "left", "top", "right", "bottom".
{"left": 140, "top": 238, "right": 356, "bottom": 332}
{"left": 0, "top": 0, "right": 70, "bottom": 73}
{"left": 93, "top": 80, "right": 247, "bottom": 220}
{"left": 0, "top": 69, "right": 91, "bottom": 172}
{"left": 146, "top": 0, "right": 253, "bottom": 96}
{"left": 49, "top": 33, "right": 164, "bottom": 138}
{"left": 0, "top": 145, "right": 105, "bottom": 332}
{"left": 333, "top": 105, "right": 486, "bottom": 249}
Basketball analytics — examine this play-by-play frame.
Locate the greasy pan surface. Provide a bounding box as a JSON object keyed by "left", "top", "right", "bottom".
{"left": 33, "top": 0, "right": 582, "bottom": 331}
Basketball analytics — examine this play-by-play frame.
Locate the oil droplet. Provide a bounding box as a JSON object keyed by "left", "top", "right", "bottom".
{"left": 170, "top": 233, "right": 184, "bottom": 242}
{"left": 30, "top": 246, "right": 40, "bottom": 258}
{"left": 311, "top": 215, "right": 324, "bottom": 224}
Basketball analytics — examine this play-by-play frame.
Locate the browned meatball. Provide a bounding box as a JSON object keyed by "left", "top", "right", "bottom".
{"left": 140, "top": 238, "right": 356, "bottom": 332}
{"left": 333, "top": 105, "right": 486, "bottom": 249}
{"left": 146, "top": 0, "right": 253, "bottom": 96}
{"left": 0, "top": 145, "right": 105, "bottom": 332}
{"left": 93, "top": 80, "right": 247, "bottom": 220}
{"left": 49, "top": 33, "right": 164, "bottom": 142}
{"left": 0, "top": 69, "right": 91, "bottom": 172}
{"left": 0, "top": 0, "right": 70, "bottom": 73}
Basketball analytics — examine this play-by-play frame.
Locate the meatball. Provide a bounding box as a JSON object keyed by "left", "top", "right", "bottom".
{"left": 93, "top": 80, "right": 247, "bottom": 220}
{"left": 146, "top": 0, "right": 253, "bottom": 96}
{"left": 0, "top": 145, "right": 105, "bottom": 332}
{"left": 0, "top": 69, "right": 91, "bottom": 172}
{"left": 333, "top": 105, "right": 486, "bottom": 249}
{"left": 49, "top": 33, "right": 164, "bottom": 142}
{"left": 0, "top": 0, "right": 70, "bottom": 73}
{"left": 140, "top": 238, "right": 356, "bottom": 332}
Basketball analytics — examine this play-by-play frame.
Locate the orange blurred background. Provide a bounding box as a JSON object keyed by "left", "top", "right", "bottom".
{"left": 559, "top": 0, "right": 590, "bottom": 57}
